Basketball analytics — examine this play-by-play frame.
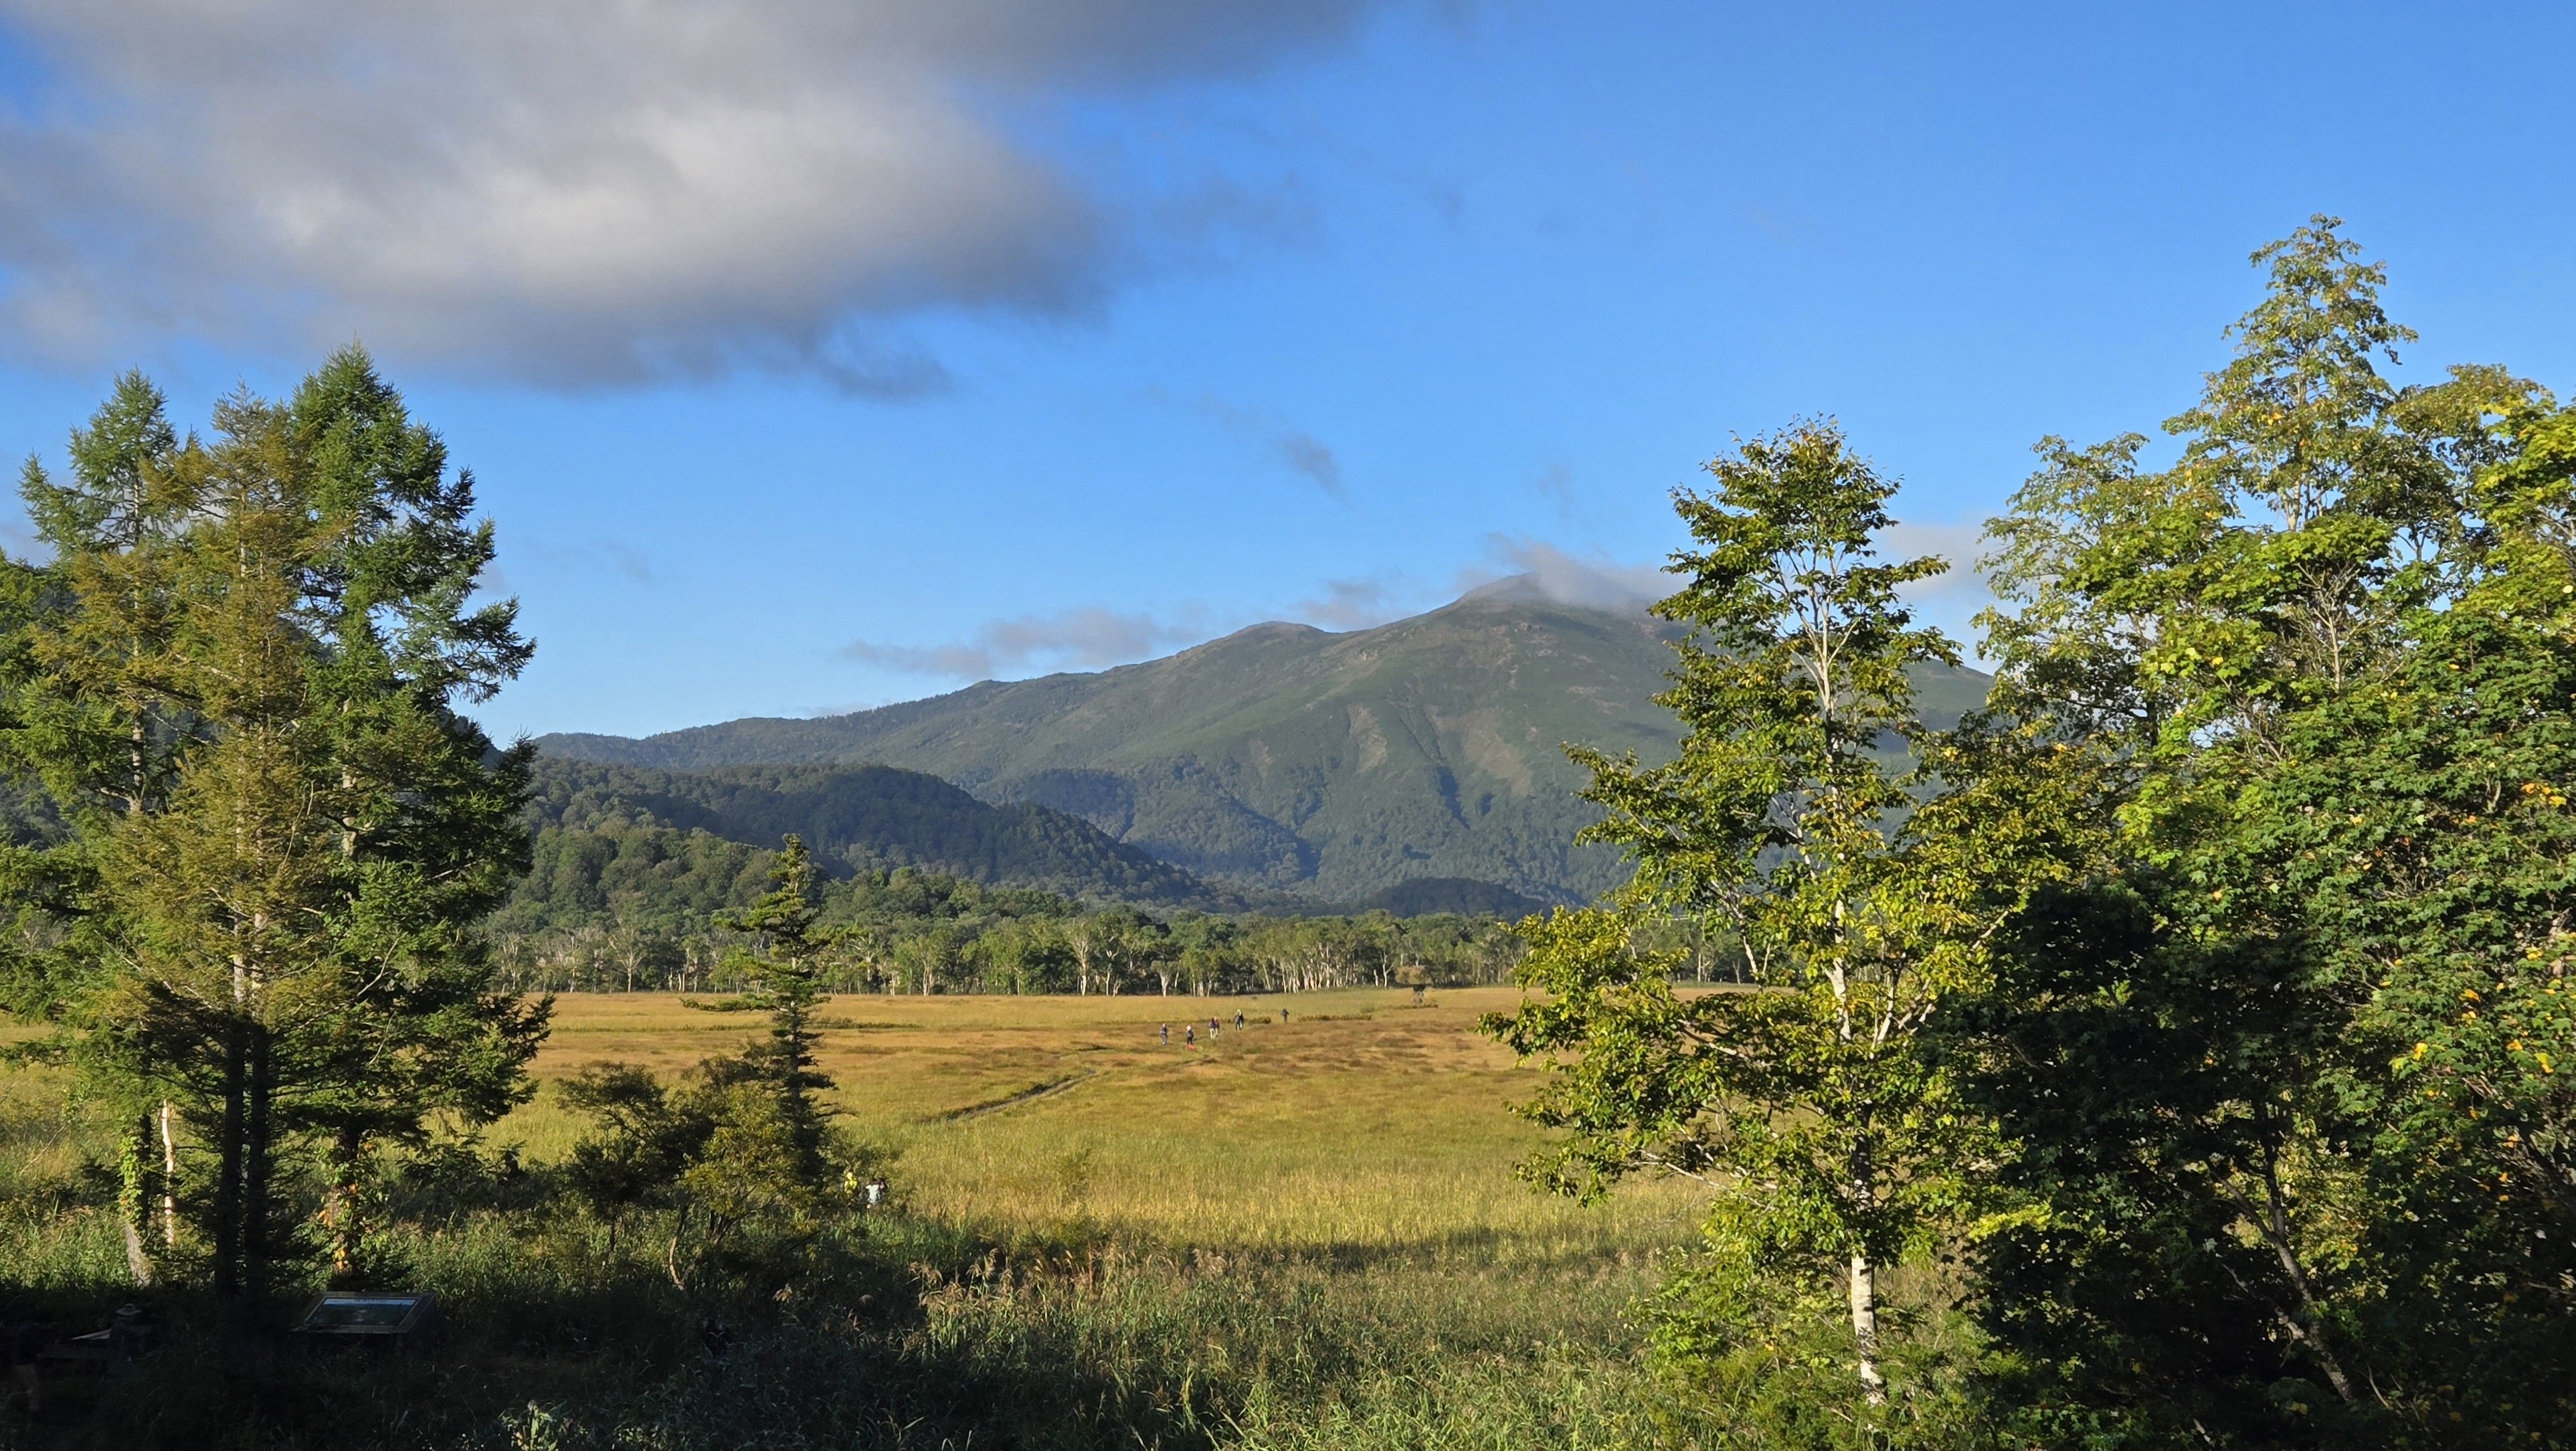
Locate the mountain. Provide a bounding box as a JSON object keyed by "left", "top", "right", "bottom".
{"left": 524, "top": 758, "right": 1250, "bottom": 911}
{"left": 536, "top": 579, "right": 1991, "bottom": 904}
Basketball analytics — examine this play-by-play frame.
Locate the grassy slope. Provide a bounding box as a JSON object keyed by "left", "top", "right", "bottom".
{"left": 540, "top": 581, "right": 1996, "bottom": 904}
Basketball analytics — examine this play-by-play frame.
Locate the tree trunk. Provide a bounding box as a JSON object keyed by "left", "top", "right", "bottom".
{"left": 1850, "top": 1253, "right": 1887, "bottom": 1406}
{"left": 243, "top": 1023, "right": 274, "bottom": 1308}
{"left": 324, "top": 1123, "right": 366, "bottom": 1284}
{"left": 213, "top": 1015, "right": 246, "bottom": 1300}
{"left": 122, "top": 1217, "right": 153, "bottom": 1286}
{"left": 159, "top": 1101, "right": 179, "bottom": 1246}
{"left": 120, "top": 1113, "right": 155, "bottom": 1284}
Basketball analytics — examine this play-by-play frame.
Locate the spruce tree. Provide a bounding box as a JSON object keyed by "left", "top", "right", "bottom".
{"left": 717, "top": 835, "right": 836, "bottom": 1197}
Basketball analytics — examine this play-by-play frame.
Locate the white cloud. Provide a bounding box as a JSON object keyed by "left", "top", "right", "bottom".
{"left": 1453, "top": 522, "right": 1997, "bottom": 644}
{"left": 0, "top": 1, "right": 1404, "bottom": 388}
{"left": 1459, "top": 536, "right": 1668, "bottom": 612}
{"left": 1877, "top": 519, "right": 1996, "bottom": 647}
{"left": 842, "top": 602, "right": 1213, "bottom": 679}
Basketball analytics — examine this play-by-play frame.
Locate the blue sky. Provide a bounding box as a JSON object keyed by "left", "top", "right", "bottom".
{"left": 3, "top": 1, "right": 2571, "bottom": 740}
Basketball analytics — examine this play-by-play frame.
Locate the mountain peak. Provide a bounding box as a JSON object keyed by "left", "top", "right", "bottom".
{"left": 533, "top": 584, "right": 1991, "bottom": 904}
{"left": 1453, "top": 566, "right": 1663, "bottom": 614}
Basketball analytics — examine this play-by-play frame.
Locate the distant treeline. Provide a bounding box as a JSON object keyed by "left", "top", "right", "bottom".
{"left": 487, "top": 812, "right": 1526, "bottom": 995}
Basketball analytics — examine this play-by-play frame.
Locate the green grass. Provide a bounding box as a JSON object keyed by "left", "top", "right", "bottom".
{"left": 0, "top": 989, "right": 1719, "bottom": 1449}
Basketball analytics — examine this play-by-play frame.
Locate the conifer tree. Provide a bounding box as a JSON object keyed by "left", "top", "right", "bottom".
{"left": 717, "top": 835, "right": 836, "bottom": 1197}
{"left": 0, "top": 351, "right": 543, "bottom": 1302}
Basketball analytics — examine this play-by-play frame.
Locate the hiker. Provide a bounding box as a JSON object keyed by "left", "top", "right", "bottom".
{"left": 1280, "top": 1007, "right": 1289, "bottom": 1023}
{"left": 1184, "top": 1025, "right": 1195, "bottom": 1046}
{"left": 1160, "top": 1023, "right": 1169, "bottom": 1045}
{"left": 1234, "top": 1011, "right": 1245, "bottom": 1031}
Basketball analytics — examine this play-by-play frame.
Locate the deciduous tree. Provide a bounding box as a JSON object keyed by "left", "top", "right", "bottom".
{"left": 1491, "top": 421, "right": 2085, "bottom": 1410}
{"left": 1960, "top": 217, "right": 2576, "bottom": 1442}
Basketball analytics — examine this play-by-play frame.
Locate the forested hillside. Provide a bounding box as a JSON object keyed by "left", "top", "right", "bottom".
{"left": 492, "top": 758, "right": 1534, "bottom": 993}
{"left": 516, "top": 758, "right": 1245, "bottom": 912}
{"left": 498, "top": 764, "right": 1534, "bottom": 995}
{"left": 539, "top": 579, "right": 1993, "bottom": 903}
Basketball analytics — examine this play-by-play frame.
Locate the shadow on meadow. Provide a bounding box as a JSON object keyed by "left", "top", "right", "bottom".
{"left": 2, "top": 1173, "right": 1672, "bottom": 1451}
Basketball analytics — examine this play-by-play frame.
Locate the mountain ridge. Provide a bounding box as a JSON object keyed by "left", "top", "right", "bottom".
{"left": 537, "top": 581, "right": 1990, "bottom": 904}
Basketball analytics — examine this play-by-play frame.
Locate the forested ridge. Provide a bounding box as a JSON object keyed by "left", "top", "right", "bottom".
{"left": 491, "top": 758, "right": 1534, "bottom": 995}
{"left": 517, "top": 756, "right": 1243, "bottom": 910}
{"left": 539, "top": 586, "right": 1994, "bottom": 904}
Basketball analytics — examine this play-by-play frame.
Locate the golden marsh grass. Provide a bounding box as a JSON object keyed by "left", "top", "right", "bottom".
{"left": 508, "top": 985, "right": 1701, "bottom": 1259}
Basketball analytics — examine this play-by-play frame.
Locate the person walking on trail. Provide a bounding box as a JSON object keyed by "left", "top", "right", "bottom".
{"left": 1185, "top": 1025, "right": 1196, "bottom": 1046}
{"left": 1280, "top": 1007, "right": 1290, "bottom": 1024}
{"left": 1234, "top": 1011, "right": 1245, "bottom": 1031}
{"left": 1160, "top": 1023, "right": 1169, "bottom": 1045}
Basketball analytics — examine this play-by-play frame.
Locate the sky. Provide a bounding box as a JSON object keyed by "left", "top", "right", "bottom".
{"left": 2, "top": 1, "right": 2573, "bottom": 740}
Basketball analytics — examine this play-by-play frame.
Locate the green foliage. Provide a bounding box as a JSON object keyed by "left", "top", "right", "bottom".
{"left": 554, "top": 839, "right": 885, "bottom": 1259}
{"left": 0, "top": 353, "right": 544, "bottom": 1302}
{"left": 1491, "top": 420, "right": 2075, "bottom": 1420}
{"left": 716, "top": 835, "right": 838, "bottom": 1204}
{"left": 1955, "top": 216, "right": 2576, "bottom": 1444}
{"left": 1646, "top": 1244, "right": 1986, "bottom": 1450}
{"left": 557, "top": 1063, "right": 713, "bottom": 1229}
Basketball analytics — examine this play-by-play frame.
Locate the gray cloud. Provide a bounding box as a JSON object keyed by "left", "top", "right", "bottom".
{"left": 842, "top": 602, "right": 1212, "bottom": 680}
{"left": 1271, "top": 429, "right": 1345, "bottom": 497}
{"left": 0, "top": 1, "right": 1402, "bottom": 387}
{"left": 1179, "top": 393, "right": 1348, "bottom": 498}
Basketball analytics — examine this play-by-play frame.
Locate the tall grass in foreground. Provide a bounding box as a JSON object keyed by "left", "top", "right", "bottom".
{"left": 0, "top": 1198, "right": 1704, "bottom": 1450}
{"left": 1, "top": 992, "right": 1771, "bottom": 1449}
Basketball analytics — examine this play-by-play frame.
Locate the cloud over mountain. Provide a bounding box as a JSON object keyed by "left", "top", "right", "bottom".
{"left": 0, "top": 1, "right": 1400, "bottom": 388}
{"left": 842, "top": 602, "right": 1213, "bottom": 679}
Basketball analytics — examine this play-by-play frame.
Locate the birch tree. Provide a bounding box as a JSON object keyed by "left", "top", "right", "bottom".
{"left": 1489, "top": 420, "right": 2082, "bottom": 1409}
